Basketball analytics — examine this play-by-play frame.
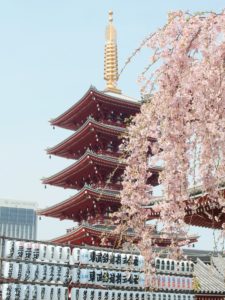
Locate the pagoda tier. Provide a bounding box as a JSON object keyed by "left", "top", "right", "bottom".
{"left": 38, "top": 186, "right": 120, "bottom": 223}
{"left": 47, "top": 117, "right": 125, "bottom": 159}
{"left": 43, "top": 150, "right": 161, "bottom": 190}
{"left": 50, "top": 87, "right": 140, "bottom": 131}
{"left": 146, "top": 190, "right": 225, "bottom": 229}
{"left": 51, "top": 224, "right": 198, "bottom": 248}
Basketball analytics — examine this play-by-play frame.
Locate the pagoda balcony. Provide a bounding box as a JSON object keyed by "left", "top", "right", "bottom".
{"left": 43, "top": 150, "right": 161, "bottom": 190}
{"left": 47, "top": 117, "right": 124, "bottom": 159}
{"left": 50, "top": 87, "right": 140, "bottom": 131}
{"left": 51, "top": 224, "right": 198, "bottom": 248}
{"left": 37, "top": 186, "right": 121, "bottom": 222}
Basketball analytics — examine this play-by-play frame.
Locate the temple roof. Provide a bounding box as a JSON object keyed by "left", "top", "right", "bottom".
{"left": 211, "top": 255, "right": 225, "bottom": 279}
{"left": 145, "top": 188, "right": 225, "bottom": 230}
{"left": 47, "top": 117, "right": 125, "bottom": 159}
{"left": 37, "top": 186, "right": 120, "bottom": 222}
{"left": 194, "top": 258, "right": 225, "bottom": 294}
{"left": 43, "top": 150, "right": 125, "bottom": 190}
{"left": 43, "top": 150, "right": 161, "bottom": 189}
{"left": 51, "top": 224, "right": 197, "bottom": 248}
{"left": 50, "top": 87, "right": 140, "bottom": 130}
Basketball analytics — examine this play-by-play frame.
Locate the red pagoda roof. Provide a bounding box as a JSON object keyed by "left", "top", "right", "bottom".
{"left": 51, "top": 224, "right": 198, "bottom": 248}
{"left": 37, "top": 186, "right": 120, "bottom": 222}
{"left": 50, "top": 87, "right": 140, "bottom": 130}
{"left": 47, "top": 117, "right": 125, "bottom": 159}
{"left": 146, "top": 189, "right": 225, "bottom": 229}
{"left": 43, "top": 150, "right": 161, "bottom": 190}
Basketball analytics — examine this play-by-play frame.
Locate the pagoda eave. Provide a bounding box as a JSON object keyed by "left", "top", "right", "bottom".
{"left": 43, "top": 151, "right": 125, "bottom": 190}
{"left": 47, "top": 118, "right": 124, "bottom": 159}
{"left": 37, "top": 187, "right": 120, "bottom": 222}
{"left": 51, "top": 225, "right": 198, "bottom": 248}
{"left": 50, "top": 87, "right": 140, "bottom": 130}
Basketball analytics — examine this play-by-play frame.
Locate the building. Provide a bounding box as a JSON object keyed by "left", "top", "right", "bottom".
{"left": 37, "top": 11, "right": 225, "bottom": 299}
{"left": 0, "top": 199, "right": 37, "bottom": 240}
{"left": 38, "top": 11, "right": 197, "bottom": 249}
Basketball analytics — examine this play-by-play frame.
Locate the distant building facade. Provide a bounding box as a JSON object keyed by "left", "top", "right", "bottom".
{"left": 0, "top": 199, "right": 37, "bottom": 240}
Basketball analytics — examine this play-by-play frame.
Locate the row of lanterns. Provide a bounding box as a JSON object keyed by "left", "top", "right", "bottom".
{"left": 155, "top": 259, "right": 194, "bottom": 275}
{"left": 71, "top": 268, "right": 193, "bottom": 290}
{"left": 4, "top": 240, "right": 70, "bottom": 263}
{"left": 71, "top": 248, "right": 145, "bottom": 270}
{"left": 72, "top": 268, "right": 144, "bottom": 287}
{"left": 1, "top": 284, "right": 68, "bottom": 300}
{"left": 2, "top": 262, "right": 70, "bottom": 284}
{"left": 71, "top": 288, "right": 195, "bottom": 300}
{"left": 3, "top": 239, "right": 194, "bottom": 275}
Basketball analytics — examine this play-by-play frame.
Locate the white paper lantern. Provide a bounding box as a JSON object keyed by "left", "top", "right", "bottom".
{"left": 48, "top": 286, "right": 55, "bottom": 300}
{"left": 79, "top": 288, "right": 88, "bottom": 300}
{"left": 14, "top": 241, "right": 24, "bottom": 259}
{"left": 46, "top": 245, "right": 55, "bottom": 262}
{"left": 23, "top": 242, "right": 32, "bottom": 261}
{"left": 89, "top": 249, "right": 96, "bottom": 265}
{"left": 32, "top": 244, "right": 40, "bottom": 260}
{"left": 29, "top": 264, "right": 38, "bottom": 282}
{"left": 61, "top": 267, "right": 70, "bottom": 284}
{"left": 23, "top": 264, "right": 31, "bottom": 281}
{"left": 16, "top": 263, "right": 23, "bottom": 281}
{"left": 127, "top": 291, "right": 134, "bottom": 300}
{"left": 4, "top": 239, "right": 15, "bottom": 258}
{"left": 121, "top": 253, "right": 128, "bottom": 269}
{"left": 54, "top": 265, "right": 62, "bottom": 283}
{"left": 95, "top": 290, "right": 102, "bottom": 300}
{"left": 133, "top": 291, "right": 139, "bottom": 300}
{"left": 47, "top": 265, "right": 55, "bottom": 282}
{"left": 80, "top": 249, "right": 89, "bottom": 264}
{"left": 146, "top": 293, "right": 151, "bottom": 300}
{"left": 71, "top": 267, "right": 79, "bottom": 283}
{"left": 88, "top": 289, "right": 96, "bottom": 300}
{"left": 39, "top": 244, "right": 48, "bottom": 261}
{"left": 2, "top": 261, "right": 13, "bottom": 279}
{"left": 139, "top": 272, "right": 145, "bottom": 288}
{"left": 132, "top": 255, "right": 139, "bottom": 270}
{"left": 186, "top": 277, "right": 192, "bottom": 290}
{"left": 139, "top": 255, "right": 145, "bottom": 270}
{"left": 102, "top": 251, "right": 110, "bottom": 266}
{"left": 61, "top": 247, "right": 70, "bottom": 263}
{"left": 38, "top": 264, "right": 48, "bottom": 282}
{"left": 37, "top": 285, "right": 47, "bottom": 300}
{"left": 71, "top": 247, "right": 80, "bottom": 264}
{"left": 60, "top": 287, "right": 69, "bottom": 300}
{"left": 53, "top": 286, "right": 61, "bottom": 300}
{"left": 2, "top": 284, "right": 12, "bottom": 300}
{"left": 54, "top": 246, "right": 63, "bottom": 262}
{"left": 71, "top": 288, "right": 79, "bottom": 300}
{"left": 114, "top": 253, "right": 122, "bottom": 269}
{"left": 80, "top": 268, "right": 89, "bottom": 284}
{"left": 176, "top": 276, "right": 182, "bottom": 290}
{"left": 109, "top": 252, "right": 115, "bottom": 267}
{"left": 21, "top": 284, "right": 31, "bottom": 300}
{"left": 29, "top": 285, "right": 38, "bottom": 300}
{"left": 11, "top": 284, "right": 18, "bottom": 300}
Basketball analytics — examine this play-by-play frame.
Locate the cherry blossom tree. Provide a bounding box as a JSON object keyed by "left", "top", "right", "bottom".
{"left": 115, "top": 10, "right": 225, "bottom": 267}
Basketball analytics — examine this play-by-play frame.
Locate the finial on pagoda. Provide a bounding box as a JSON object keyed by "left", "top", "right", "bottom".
{"left": 104, "top": 11, "right": 121, "bottom": 94}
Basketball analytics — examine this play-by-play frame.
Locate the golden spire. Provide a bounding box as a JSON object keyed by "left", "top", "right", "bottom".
{"left": 104, "top": 11, "right": 121, "bottom": 94}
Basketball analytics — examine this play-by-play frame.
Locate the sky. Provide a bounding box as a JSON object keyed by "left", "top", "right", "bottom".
{"left": 0, "top": 1, "right": 224, "bottom": 250}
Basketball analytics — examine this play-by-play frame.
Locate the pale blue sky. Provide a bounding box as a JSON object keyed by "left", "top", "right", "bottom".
{"left": 0, "top": 1, "right": 224, "bottom": 250}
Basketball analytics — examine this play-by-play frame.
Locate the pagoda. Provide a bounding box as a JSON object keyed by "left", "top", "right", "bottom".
{"left": 39, "top": 12, "right": 198, "bottom": 248}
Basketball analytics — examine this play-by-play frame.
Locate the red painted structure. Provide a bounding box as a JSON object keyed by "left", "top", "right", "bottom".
{"left": 38, "top": 83, "right": 225, "bottom": 248}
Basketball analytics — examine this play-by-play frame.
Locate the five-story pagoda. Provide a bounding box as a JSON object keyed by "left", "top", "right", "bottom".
{"left": 39, "top": 12, "right": 197, "bottom": 248}
{"left": 38, "top": 12, "right": 163, "bottom": 248}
